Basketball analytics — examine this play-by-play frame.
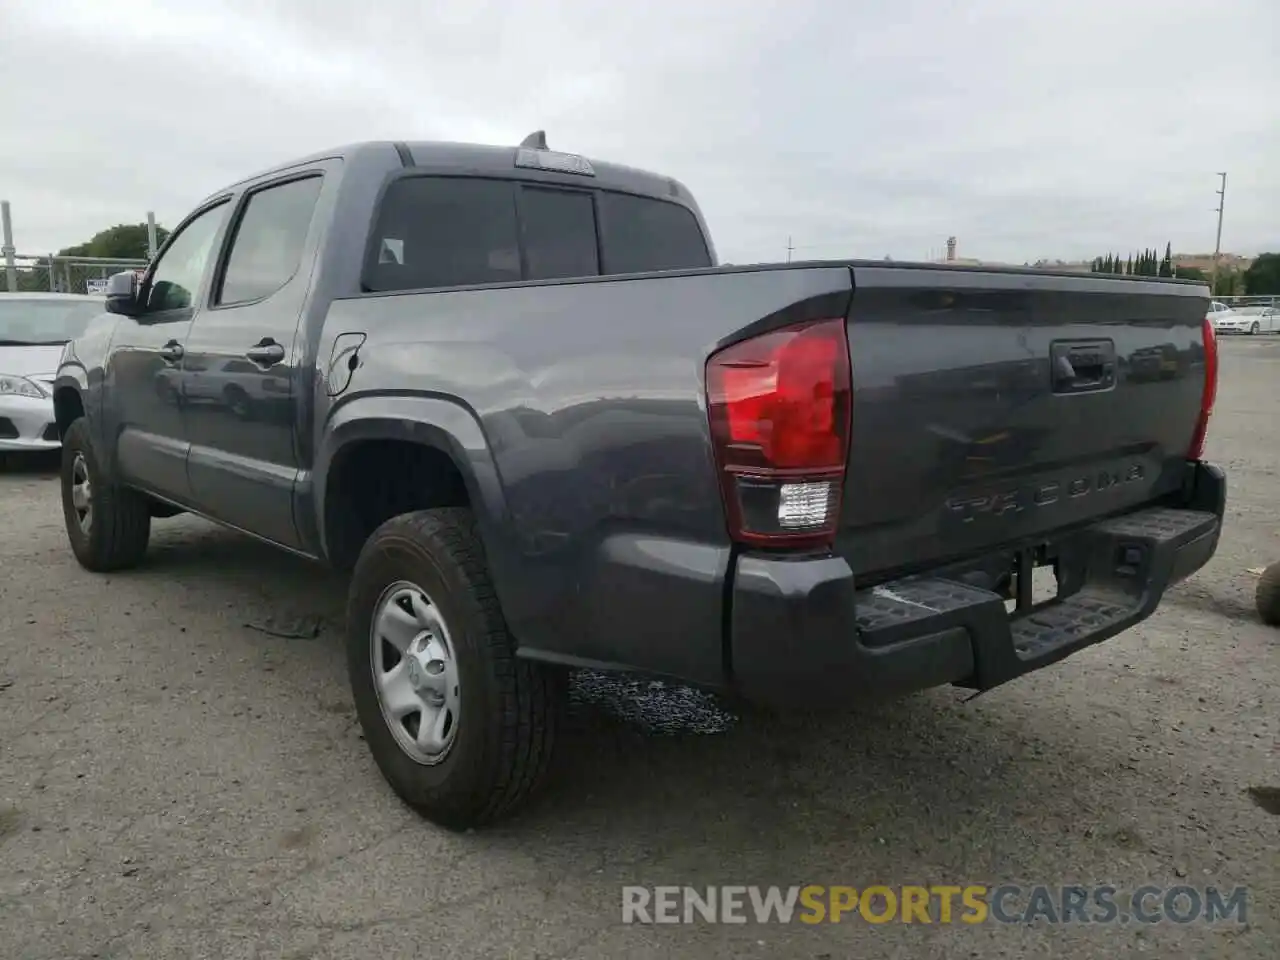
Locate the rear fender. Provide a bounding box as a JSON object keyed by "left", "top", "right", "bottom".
{"left": 306, "top": 393, "right": 520, "bottom": 611}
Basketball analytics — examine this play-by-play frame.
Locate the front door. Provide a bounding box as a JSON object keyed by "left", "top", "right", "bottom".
{"left": 180, "top": 171, "right": 326, "bottom": 549}
{"left": 106, "top": 199, "right": 231, "bottom": 501}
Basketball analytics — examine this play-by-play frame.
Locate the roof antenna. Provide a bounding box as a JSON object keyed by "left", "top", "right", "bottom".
{"left": 519, "top": 130, "right": 548, "bottom": 150}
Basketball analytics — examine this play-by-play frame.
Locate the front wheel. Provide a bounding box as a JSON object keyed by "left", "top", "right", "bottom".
{"left": 60, "top": 418, "right": 151, "bottom": 571}
{"left": 346, "top": 507, "right": 565, "bottom": 829}
{"left": 1250, "top": 322, "right": 1260, "bottom": 335}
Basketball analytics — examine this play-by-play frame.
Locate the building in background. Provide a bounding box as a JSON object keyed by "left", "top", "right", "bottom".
{"left": 1173, "top": 252, "right": 1255, "bottom": 275}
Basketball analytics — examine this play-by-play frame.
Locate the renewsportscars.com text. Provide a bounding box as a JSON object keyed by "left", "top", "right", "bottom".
{"left": 621, "top": 884, "right": 1248, "bottom": 926}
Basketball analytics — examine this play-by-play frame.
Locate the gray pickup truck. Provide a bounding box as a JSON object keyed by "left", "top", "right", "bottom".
{"left": 53, "top": 133, "right": 1225, "bottom": 828}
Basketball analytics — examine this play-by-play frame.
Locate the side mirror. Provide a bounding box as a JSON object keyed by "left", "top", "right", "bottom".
{"left": 104, "top": 270, "right": 141, "bottom": 316}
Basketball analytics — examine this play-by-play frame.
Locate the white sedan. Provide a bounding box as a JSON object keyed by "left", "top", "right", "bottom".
{"left": 1209, "top": 303, "right": 1279, "bottom": 335}
{"left": 0, "top": 293, "right": 104, "bottom": 453}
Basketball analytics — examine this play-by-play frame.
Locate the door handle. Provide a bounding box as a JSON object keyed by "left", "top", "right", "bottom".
{"left": 159, "top": 340, "right": 184, "bottom": 363}
{"left": 245, "top": 339, "right": 285, "bottom": 366}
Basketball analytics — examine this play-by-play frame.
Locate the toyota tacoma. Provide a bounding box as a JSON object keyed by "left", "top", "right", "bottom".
{"left": 53, "top": 133, "right": 1225, "bottom": 828}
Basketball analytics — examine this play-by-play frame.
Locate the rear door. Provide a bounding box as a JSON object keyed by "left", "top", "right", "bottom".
{"left": 837, "top": 266, "right": 1210, "bottom": 578}
{"left": 180, "top": 167, "right": 329, "bottom": 548}
{"left": 107, "top": 199, "right": 231, "bottom": 500}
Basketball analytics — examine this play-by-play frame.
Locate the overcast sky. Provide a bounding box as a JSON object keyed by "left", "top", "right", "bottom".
{"left": 1, "top": 0, "right": 1276, "bottom": 265}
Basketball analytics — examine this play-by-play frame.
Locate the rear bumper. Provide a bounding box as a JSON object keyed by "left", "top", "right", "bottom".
{"left": 728, "top": 461, "right": 1226, "bottom": 707}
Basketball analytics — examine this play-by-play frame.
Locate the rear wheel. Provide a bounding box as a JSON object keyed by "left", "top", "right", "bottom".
{"left": 224, "top": 384, "right": 253, "bottom": 420}
{"left": 60, "top": 418, "right": 151, "bottom": 571}
{"left": 1256, "top": 562, "right": 1280, "bottom": 627}
{"left": 346, "top": 507, "right": 564, "bottom": 829}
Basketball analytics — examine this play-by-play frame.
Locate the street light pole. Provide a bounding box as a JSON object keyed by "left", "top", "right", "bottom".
{"left": 1211, "top": 172, "right": 1227, "bottom": 294}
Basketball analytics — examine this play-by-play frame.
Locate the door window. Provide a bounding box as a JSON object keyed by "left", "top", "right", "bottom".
{"left": 145, "top": 201, "right": 229, "bottom": 312}
{"left": 364, "top": 177, "right": 521, "bottom": 292}
{"left": 216, "top": 176, "right": 323, "bottom": 306}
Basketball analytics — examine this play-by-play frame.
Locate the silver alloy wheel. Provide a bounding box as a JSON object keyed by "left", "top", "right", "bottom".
{"left": 70, "top": 452, "right": 93, "bottom": 535}
{"left": 370, "top": 581, "right": 461, "bottom": 764}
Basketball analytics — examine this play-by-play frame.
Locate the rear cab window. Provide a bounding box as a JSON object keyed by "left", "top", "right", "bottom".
{"left": 597, "top": 190, "right": 710, "bottom": 274}
{"left": 519, "top": 187, "right": 599, "bottom": 281}
{"left": 363, "top": 175, "right": 711, "bottom": 293}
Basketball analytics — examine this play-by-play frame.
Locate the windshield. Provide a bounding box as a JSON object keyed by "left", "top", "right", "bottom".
{"left": 0, "top": 297, "right": 104, "bottom": 344}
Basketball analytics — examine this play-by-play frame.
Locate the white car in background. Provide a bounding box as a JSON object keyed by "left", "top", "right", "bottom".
{"left": 1208, "top": 301, "right": 1279, "bottom": 335}
{"left": 0, "top": 293, "right": 104, "bottom": 454}
{"left": 1228, "top": 305, "right": 1280, "bottom": 336}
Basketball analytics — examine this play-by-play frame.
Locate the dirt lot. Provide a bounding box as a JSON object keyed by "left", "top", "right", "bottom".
{"left": 1, "top": 338, "right": 1277, "bottom": 960}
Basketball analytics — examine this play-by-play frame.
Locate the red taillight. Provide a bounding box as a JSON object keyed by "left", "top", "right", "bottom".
{"left": 1187, "top": 312, "right": 1218, "bottom": 460}
{"left": 706, "top": 318, "right": 851, "bottom": 547}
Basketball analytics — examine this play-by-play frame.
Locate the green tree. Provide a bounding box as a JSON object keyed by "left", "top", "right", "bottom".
{"left": 1213, "top": 268, "right": 1240, "bottom": 297}
{"left": 1175, "top": 265, "right": 1207, "bottom": 282}
{"left": 58, "top": 222, "right": 169, "bottom": 260}
{"left": 12, "top": 221, "right": 170, "bottom": 293}
{"left": 1126, "top": 254, "right": 1134, "bottom": 275}
{"left": 1160, "top": 242, "right": 1173, "bottom": 278}
{"left": 1243, "top": 253, "right": 1280, "bottom": 294}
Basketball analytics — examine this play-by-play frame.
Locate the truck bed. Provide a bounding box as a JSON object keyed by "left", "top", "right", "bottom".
{"left": 320, "top": 259, "right": 1213, "bottom": 691}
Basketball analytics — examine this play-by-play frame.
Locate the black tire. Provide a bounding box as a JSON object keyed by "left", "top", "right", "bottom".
{"left": 223, "top": 385, "right": 253, "bottom": 420}
{"left": 1257, "top": 562, "right": 1280, "bottom": 627}
{"left": 1250, "top": 322, "right": 1260, "bottom": 336}
{"left": 60, "top": 418, "right": 151, "bottom": 572}
{"left": 346, "top": 507, "right": 564, "bottom": 829}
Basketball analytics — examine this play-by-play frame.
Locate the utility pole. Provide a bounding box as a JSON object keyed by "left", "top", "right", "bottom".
{"left": 1210, "top": 172, "right": 1227, "bottom": 294}
{"left": 1, "top": 201, "right": 17, "bottom": 292}
{"left": 785, "top": 236, "right": 794, "bottom": 263}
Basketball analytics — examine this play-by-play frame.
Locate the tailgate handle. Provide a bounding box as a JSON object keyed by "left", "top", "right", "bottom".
{"left": 1051, "top": 340, "right": 1115, "bottom": 394}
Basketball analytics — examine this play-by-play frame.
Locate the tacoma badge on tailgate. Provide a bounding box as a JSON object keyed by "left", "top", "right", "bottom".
{"left": 946, "top": 463, "right": 1146, "bottom": 523}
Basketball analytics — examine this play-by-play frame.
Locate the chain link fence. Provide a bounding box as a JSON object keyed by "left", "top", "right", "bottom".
{"left": 2, "top": 200, "right": 154, "bottom": 295}
{"left": 4, "top": 253, "right": 148, "bottom": 295}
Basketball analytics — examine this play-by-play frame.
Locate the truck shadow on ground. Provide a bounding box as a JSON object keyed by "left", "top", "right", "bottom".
{"left": 120, "top": 516, "right": 1148, "bottom": 886}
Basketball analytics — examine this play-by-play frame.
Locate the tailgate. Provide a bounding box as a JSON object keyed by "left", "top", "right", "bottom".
{"left": 837, "top": 265, "right": 1210, "bottom": 579}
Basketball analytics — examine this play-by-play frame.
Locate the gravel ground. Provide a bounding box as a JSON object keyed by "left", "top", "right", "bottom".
{"left": 1, "top": 337, "right": 1277, "bottom": 960}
